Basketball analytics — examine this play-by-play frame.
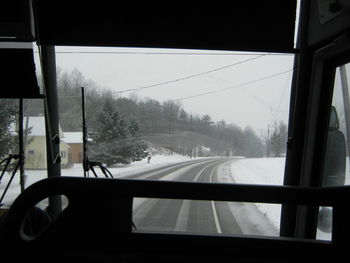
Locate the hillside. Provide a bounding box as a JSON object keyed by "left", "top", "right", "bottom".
{"left": 24, "top": 69, "right": 288, "bottom": 159}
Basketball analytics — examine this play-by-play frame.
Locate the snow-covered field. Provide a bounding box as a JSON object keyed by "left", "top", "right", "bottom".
{"left": 226, "top": 157, "right": 350, "bottom": 241}
{"left": 0, "top": 154, "right": 194, "bottom": 207}
{"left": 217, "top": 157, "right": 285, "bottom": 234}
{"left": 2, "top": 155, "right": 348, "bottom": 241}
{"left": 229, "top": 157, "right": 285, "bottom": 185}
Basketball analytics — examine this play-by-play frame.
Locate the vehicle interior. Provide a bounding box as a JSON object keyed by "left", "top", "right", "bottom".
{"left": 1, "top": 0, "right": 350, "bottom": 262}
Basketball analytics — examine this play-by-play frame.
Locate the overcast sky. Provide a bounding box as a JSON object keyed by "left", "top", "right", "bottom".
{"left": 36, "top": 46, "right": 295, "bottom": 133}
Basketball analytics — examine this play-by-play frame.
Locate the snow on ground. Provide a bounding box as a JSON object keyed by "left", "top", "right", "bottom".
{"left": 216, "top": 158, "right": 285, "bottom": 235}
{"left": 229, "top": 157, "right": 285, "bottom": 185}
{"left": 106, "top": 154, "right": 195, "bottom": 178}
{"left": 228, "top": 157, "right": 285, "bottom": 231}
{"left": 2, "top": 155, "right": 349, "bottom": 241}
{"left": 0, "top": 153, "right": 193, "bottom": 208}
{"left": 226, "top": 157, "right": 350, "bottom": 241}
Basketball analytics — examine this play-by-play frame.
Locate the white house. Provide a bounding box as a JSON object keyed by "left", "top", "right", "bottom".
{"left": 23, "top": 116, "right": 70, "bottom": 169}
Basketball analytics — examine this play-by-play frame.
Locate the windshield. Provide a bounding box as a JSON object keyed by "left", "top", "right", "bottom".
{"left": 51, "top": 47, "right": 293, "bottom": 178}
{"left": 52, "top": 47, "right": 294, "bottom": 236}
{"left": 2, "top": 46, "right": 294, "bottom": 237}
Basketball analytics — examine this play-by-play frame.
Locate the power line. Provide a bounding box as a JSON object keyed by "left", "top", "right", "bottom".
{"left": 114, "top": 54, "right": 267, "bottom": 94}
{"left": 206, "top": 74, "right": 275, "bottom": 110}
{"left": 275, "top": 64, "right": 293, "bottom": 114}
{"left": 34, "top": 50, "right": 292, "bottom": 56}
{"left": 208, "top": 74, "right": 289, "bottom": 115}
{"left": 178, "top": 68, "right": 296, "bottom": 101}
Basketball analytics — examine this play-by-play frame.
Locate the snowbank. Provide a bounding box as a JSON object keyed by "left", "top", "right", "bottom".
{"left": 227, "top": 157, "right": 350, "bottom": 241}
{"left": 229, "top": 157, "right": 285, "bottom": 185}
{"left": 229, "top": 158, "right": 285, "bottom": 231}
{"left": 0, "top": 154, "right": 193, "bottom": 207}
{"left": 218, "top": 158, "right": 285, "bottom": 232}
{"left": 2, "top": 155, "right": 349, "bottom": 241}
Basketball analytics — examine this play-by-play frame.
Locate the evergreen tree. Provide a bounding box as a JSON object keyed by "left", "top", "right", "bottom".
{"left": 0, "top": 99, "right": 17, "bottom": 159}
{"left": 91, "top": 98, "right": 147, "bottom": 166}
{"left": 127, "top": 119, "right": 148, "bottom": 161}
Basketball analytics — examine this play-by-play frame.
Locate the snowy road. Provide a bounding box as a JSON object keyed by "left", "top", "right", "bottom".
{"left": 1, "top": 156, "right": 278, "bottom": 236}
{"left": 126, "top": 158, "right": 278, "bottom": 236}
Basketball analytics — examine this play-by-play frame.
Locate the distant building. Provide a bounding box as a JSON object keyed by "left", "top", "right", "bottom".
{"left": 62, "top": 132, "right": 83, "bottom": 163}
{"left": 193, "top": 145, "right": 211, "bottom": 157}
{"left": 23, "top": 116, "right": 70, "bottom": 169}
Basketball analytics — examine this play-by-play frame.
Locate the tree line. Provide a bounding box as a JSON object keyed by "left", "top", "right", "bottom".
{"left": 1, "top": 68, "right": 288, "bottom": 165}
{"left": 53, "top": 69, "right": 268, "bottom": 159}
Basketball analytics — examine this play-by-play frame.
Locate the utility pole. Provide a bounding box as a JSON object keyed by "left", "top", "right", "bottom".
{"left": 267, "top": 124, "right": 270, "bottom": 158}
{"left": 340, "top": 65, "right": 350, "bottom": 161}
{"left": 18, "top": 99, "right": 25, "bottom": 192}
{"left": 82, "top": 87, "right": 89, "bottom": 177}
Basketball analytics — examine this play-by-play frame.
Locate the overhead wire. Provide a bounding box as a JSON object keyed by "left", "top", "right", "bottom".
{"left": 275, "top": 61, "right": 294, "bottom": 114}
{"left": 114, "top": 54, "right": 267, "bottom": 94}
{"left": 206, "top": 74, "right": 275, "bottom": 110}
{"left": 177, "top": 68, "right": 296, "bottom": 101}
{"left": 45, "top": 48, "right": 294, "bottom": 111}
{"left": 39, "top": 50, "right": 292, "bottom": 56}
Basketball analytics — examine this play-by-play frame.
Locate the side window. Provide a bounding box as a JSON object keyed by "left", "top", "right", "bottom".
{"left": 0, "top": 99, "right": 47, "bottom": 208}
{"left": 325, "top": 63, "right": 350, "bottom": 187}
{"left": 317, "top": 63, "right": 350, "bottom": 240}
{"left": 322, "top": 106, "right": 346, "bottom": 187}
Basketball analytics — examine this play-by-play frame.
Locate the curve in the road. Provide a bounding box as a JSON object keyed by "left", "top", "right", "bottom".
{"left": 133, "top": 158, "right": 244, "bottom": 235}
{"left": 132, "top": 158, "right": 278, "bottom": 237}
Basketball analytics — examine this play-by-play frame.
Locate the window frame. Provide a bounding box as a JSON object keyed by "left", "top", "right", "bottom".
{"left": 295, "top": 34, "right": 350, "bottom": 239}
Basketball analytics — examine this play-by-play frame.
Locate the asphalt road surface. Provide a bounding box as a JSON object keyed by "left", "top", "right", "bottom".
{"left": 122, "top": 158, "right": 278, "bottom": 236}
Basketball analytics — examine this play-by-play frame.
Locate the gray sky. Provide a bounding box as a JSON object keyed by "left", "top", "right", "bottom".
{"left": 38, "top": 46, "right": 295, "bottom": 133}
